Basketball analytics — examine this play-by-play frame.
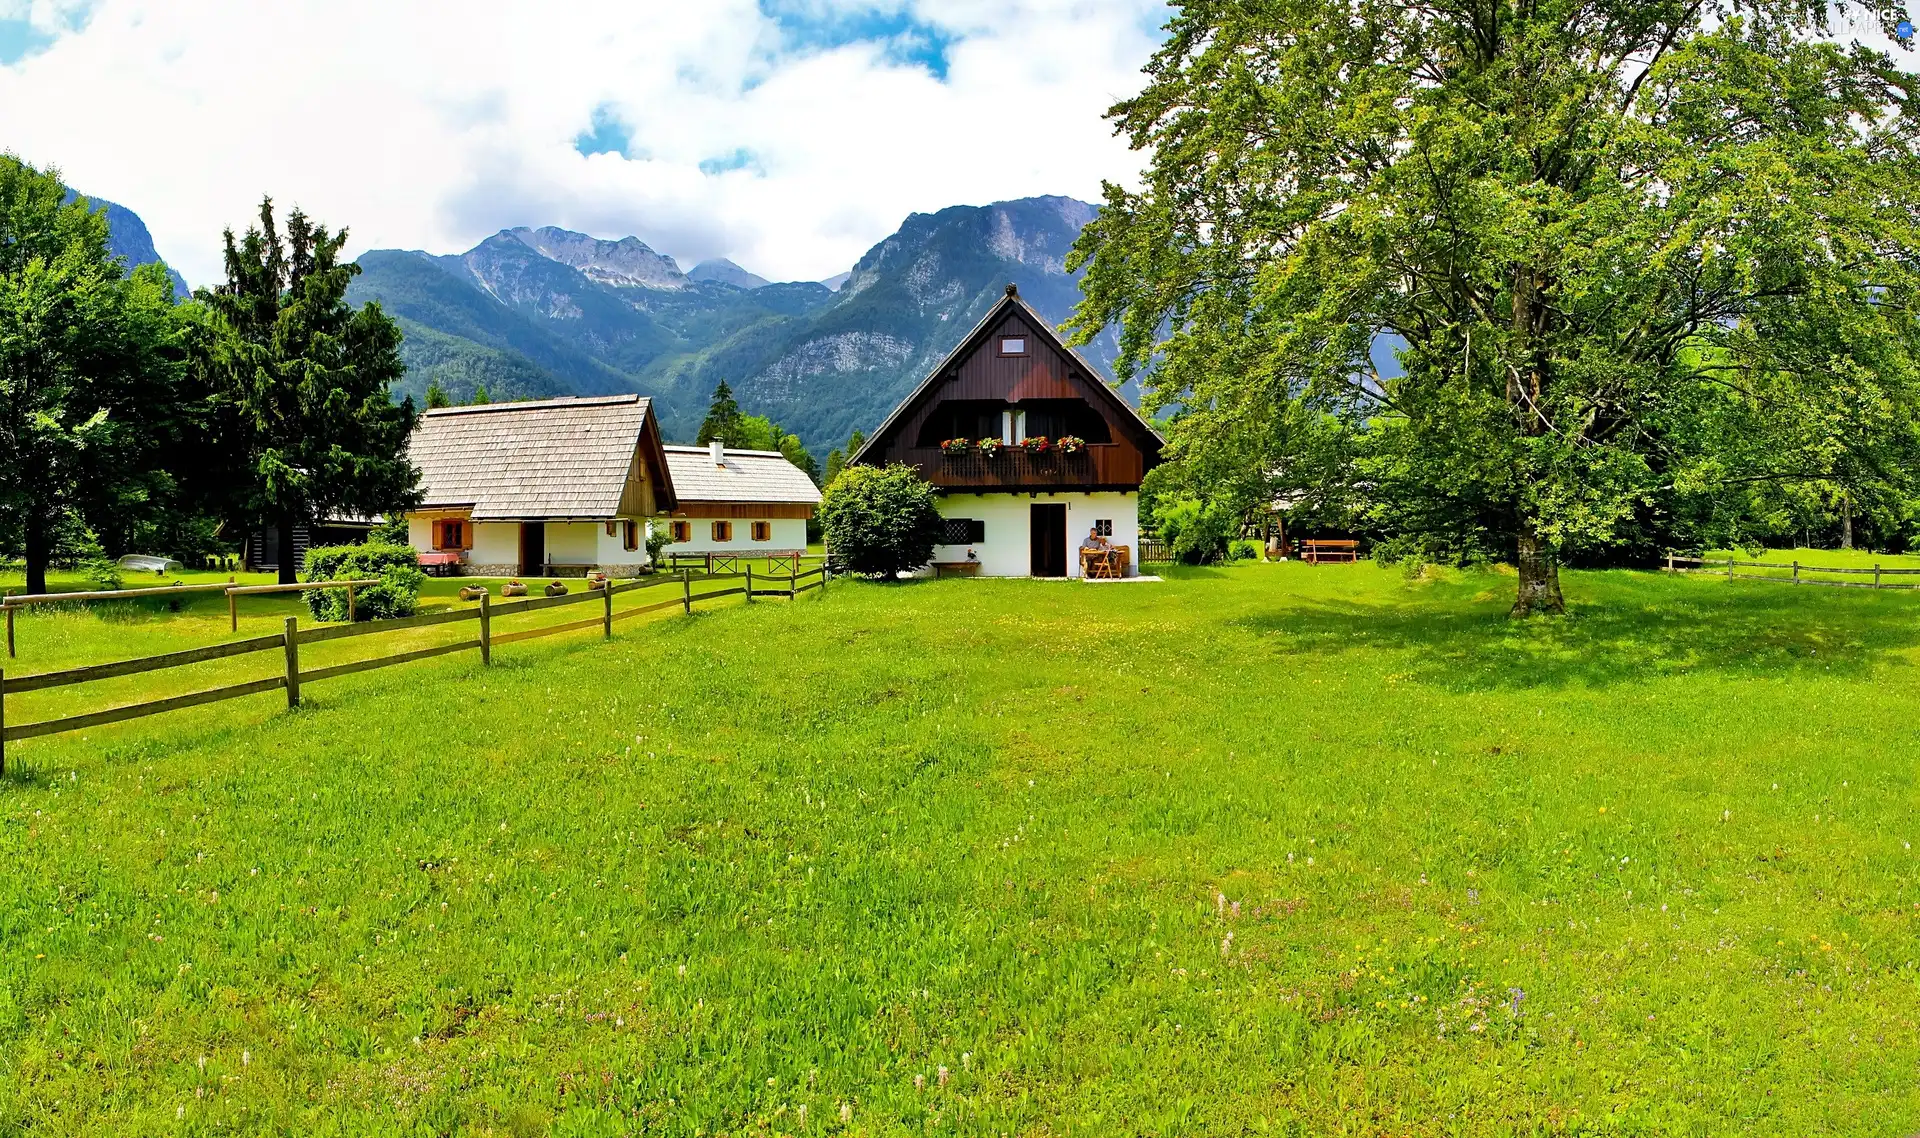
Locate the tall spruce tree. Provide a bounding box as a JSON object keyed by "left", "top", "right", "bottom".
{"left": 696, "top": 380, "right": 743, "bottom": 445}
{"left": 1071, "top": 0, "right": 1920, "bottom": 614}
{"left": 0, "top": 156, "right": 189, "bottom": 595}
{"left": 200, "top": 198, "right": 419, "bottom": 583}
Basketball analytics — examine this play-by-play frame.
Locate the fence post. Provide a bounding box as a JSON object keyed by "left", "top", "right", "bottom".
{"left": 1665, "top": 551, "right": 1673, "bottom": 574}
{"left": 347, "top": 583, "right": 357, "bottom": 624}
{"left": 603, "top": 579, "right": 613, "bottom": 639}
{"left": 1793, "top": 560, "right": 1800, "bottom": 585}
{"left": 790, "top": 569, "right": 797, "bottom": 601}
{"left": 4, "top": 604, "right": 12, "bottom": 658}
{"left": 1, "top": 667, "right": 7, "bottom": 776}
{"left": 283, "top": 617, "right": 301, "bottom": 709}
{"left": 682, "top": 568, "right": 692, "bottom": 615}
{"left": 478, "top": 592, "right": 492, "bottom": 666}
{"left": 229, "top": 589, "right": 238, "bottom": 633}
{"left": 746, "top": 565, "right": 754, "bottom": 603}
{"left": 1727, "top": 558, "right": 1734, "bottom": 582}
{"left": 1875, "top": 564, "right": 1882, "bottom": 589}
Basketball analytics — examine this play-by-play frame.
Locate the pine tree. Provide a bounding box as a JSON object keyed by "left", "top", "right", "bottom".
{"left": 823, "top": 448, "right": 846, "bottom": 487}
{"left": 696, "top": 380, "right": 743, "bottom": 445}
{"left": 425, "top": 380, "right": 451, "bottom": 409}
{"left": 471, "top": 383, "right": 489, "bottom": 406}
{"left": 200, "top": 198, "right": 419, "bottom": 583}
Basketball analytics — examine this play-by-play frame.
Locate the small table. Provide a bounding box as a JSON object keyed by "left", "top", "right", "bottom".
{"left": 1081, "top": 549, "right": 1121, "bottom": 579}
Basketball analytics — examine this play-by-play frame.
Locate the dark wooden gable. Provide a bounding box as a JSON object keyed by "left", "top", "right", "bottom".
{"left": 853, "top": 287, "right": 1162, "bottom": 493}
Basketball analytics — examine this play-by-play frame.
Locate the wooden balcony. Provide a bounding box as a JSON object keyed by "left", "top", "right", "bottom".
{"left": 907, "top": 445, "right": 1143, "bottom": 491}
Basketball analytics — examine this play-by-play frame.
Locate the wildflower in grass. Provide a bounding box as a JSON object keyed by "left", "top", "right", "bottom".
{"left": 1509, "top": 988, "right": 1525, "bottom": 1015}
{"left": 938, "top": 1065, "right": 950, "bottom": 1085}
{"left": 1230, "top": 901, "right": 1241, "bottom": 919}
{"left": 840, "top": 1104, "right": 853, "bottom": 1123}
{"left": 914, "top": 1073, "right": 926, "bottom": 1090}
{"left": 1216, "top": 892, "right": 1225, "bottom": 915}
{"left": 797, "top": 1105, "right": 806, "bottom": 1125}
{"left": 767, "top": 1077, "right": 777, "bottom": 1089}
{"left": 1221, "top": 931, "right": 1234, "bottom": 957}
{"left": 961, "top": 1051, "right": 971, "bottom": 1070}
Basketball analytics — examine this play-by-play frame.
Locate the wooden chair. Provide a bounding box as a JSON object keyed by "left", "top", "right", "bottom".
{"left": 1081, "top": 548, "right": 1121, "bottom": 579}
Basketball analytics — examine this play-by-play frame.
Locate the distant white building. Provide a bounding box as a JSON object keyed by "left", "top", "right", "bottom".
{"left": 658, "top": 442, "right": 822, "bottom": 558}
{"left": 403, "top": 395, "right": 677, "bottom": 577}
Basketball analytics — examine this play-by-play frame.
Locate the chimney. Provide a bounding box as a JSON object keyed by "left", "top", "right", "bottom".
{"left": 710, "top": 438, "right": 725, "bottom": 465}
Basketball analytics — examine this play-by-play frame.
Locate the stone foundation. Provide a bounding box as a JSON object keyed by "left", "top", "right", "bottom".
{"left": 452, "top": 563, "right": 651, "bottom": 579}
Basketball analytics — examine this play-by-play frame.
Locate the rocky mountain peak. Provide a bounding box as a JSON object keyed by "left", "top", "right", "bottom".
{"left": 687, "top": 258, "right": 770, "bottom": 290}
{"left": 505, "top": 226, "right": 689, "bottom": 291}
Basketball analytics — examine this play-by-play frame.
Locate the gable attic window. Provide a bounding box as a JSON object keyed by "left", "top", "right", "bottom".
{"left": 999, "top": 337, "right": 1027, "bottom": 356}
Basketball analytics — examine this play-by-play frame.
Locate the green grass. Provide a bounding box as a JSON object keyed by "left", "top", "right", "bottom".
{"left": 3, "top": 562, "right": 1919, "bottom": 1135}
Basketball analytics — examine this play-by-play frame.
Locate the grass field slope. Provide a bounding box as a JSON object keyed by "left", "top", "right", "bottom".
{"left": 2, "top": 563, "right": 1918, "bottom": 1134}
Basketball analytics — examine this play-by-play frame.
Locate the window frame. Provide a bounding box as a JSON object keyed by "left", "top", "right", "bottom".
{"left": 1094, "top": 519, "right": 1114, "bottom": 538}
{"left": 622, "top": 519, "right": 640, "bottom": 552}
{"left": 670, "top": 520, "right": 691, "bottom": 543}
{"left": 750, "top": 521, "right": 772, "bottom": 542}
{"left": 997, "top": 336, "right": 1028, "bottom": 357}
{"left": 434, "top": 519, "right": 468, "bottom": 551}
{"left": 712, "top": 520, "right": 733, "bottom": 543}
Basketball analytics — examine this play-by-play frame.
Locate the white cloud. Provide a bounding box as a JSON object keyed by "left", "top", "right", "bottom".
{"left": 0, "top": 0, "right": 1168, "bottom": 286}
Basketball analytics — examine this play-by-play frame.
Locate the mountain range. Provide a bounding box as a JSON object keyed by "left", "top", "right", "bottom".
{"left": 66, "top": 189, "right": 190, "bottom": 299}
{"left": 86, "top": 192, "right": 1126, "bottom": 455}
{"left": 344, "top": 196, "right": 1123, "bottom": 452}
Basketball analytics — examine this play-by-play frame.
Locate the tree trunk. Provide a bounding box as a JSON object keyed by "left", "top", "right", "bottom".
{"left": 1511, "top": 519, "right": 1565, "bottom": 617}
{"left": 23, "top": 508, "right": 49, "bottom": 596}
{"left": 1840, "top": 495, "right": 1854, "bottom": 550}
{"left": 276, "top": 512, "right": 300, "bottom": 585}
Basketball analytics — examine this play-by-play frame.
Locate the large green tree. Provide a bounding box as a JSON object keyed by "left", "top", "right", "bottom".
{"left": 1070, "top": 0, "right": 1920, "bottom": 613}
{"left": 201, "top": 199, "right": 419, "bottom": 583}
{"left": 0, "top": 156, "right": 189, "bottom": 595}
{"left": 696, "top": 380, "right": 743, "bottom": 446}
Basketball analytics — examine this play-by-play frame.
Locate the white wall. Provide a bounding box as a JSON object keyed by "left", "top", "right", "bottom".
{"left": 473, "top": 523, "right": 520, "bottom": 569}
{"left": 930, "top": 492, "right": 1139, "bottom": 577}
{"left": 661, "top": 515, "right": 808, "bottom": 556}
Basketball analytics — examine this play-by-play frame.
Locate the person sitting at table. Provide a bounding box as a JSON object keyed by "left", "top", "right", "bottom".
{"left": 1080, "top": 526, "right": 1110, "bottom": 553}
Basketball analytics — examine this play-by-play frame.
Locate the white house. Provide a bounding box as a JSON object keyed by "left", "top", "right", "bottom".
{"left": 849, "top": 284, "right": 1163, "bottom": 577}
{"left": 404, "top": 394, "right": 676, "bottom": 577}
{"left": 658, "top": 441, "right": 822, "bottom": 559}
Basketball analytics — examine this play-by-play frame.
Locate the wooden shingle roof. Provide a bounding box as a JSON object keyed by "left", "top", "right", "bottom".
{"left": 410, "top": 395, "right": 672, "bottom": 520}
{"left": 662, "top": 446, "right": 823, "bottom": 505}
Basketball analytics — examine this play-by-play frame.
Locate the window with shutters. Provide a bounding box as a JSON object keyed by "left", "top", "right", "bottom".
{"left": 622, "top": 520, "right": 639, "bottom": 551}
{"left": 671, "top": 521, "right": 691, "bottom": 543}
{"left": 712, "top": 521, "right": 733, "bottom": 542}
{"left": 435, "top": 520, "right": 468, "bottom": 551}
{"left": 751, "top": 521, "right": 771, "bottom": 542}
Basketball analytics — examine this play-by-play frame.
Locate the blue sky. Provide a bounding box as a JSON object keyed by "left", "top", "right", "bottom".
{"left": 0, "top": 1, "right": 1172, "bottom": 285}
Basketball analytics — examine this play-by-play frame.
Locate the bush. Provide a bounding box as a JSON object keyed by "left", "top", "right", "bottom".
{"left": 303, "top": 543, "right": 423, "bottom": 621}
{"left": 819, "top": 464, "right": 943, "bottom": 578}
{"left": 1229, "top": 539, "right": 1260, "bottom": 561}
{"left": 1154, "top": 498, "right": 1238, "bottom": 564}
{"left": 645, "top": 520, "right": 674, "bottom": 567}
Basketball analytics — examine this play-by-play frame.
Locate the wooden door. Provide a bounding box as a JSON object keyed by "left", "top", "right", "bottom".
{"left": 520, "top": 523, "right": 546, "bottom": 576}
{"left": 1030, "top": 503, "right": 1067, "bottom": 577}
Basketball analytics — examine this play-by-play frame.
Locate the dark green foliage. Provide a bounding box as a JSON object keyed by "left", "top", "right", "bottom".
{"left": 1154, "top": 497, "right": 1238, "bottom": 565}
{"left": 0, "top": 156, "right": 194, "bottom": 594}
{"left": 1070, "top": 0, "right": 1920, "bottom": 614}
{"left": 199, "top": 198, "right": 421, "bottom": 583}
{"left": 696, "top": 380, "right": 742, "bottom": 445}
{"left": 424, "top": 380, "right": 450, "bottom": 409}
{"left": 302, "top": 543, "right": 422, "bottom": 621}
{"left": 367, "top": 514, "right": 409, "bottom": 545}
{"left": 818, "top": 464, "right": 941, "bottom": 577}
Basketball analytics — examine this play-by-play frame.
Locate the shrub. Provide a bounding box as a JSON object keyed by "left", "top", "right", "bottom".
{"left": 1154, "top": 498, "right": 1238, "bottom": 564}
{"left": 645, "top": 520, "right": 674, "bottom": 567}
{"left": 819, "top": 464, "right": 943, "bottom": 578}
{"left": 1229, "top": 539, "right": 1261, "bottom": 561}
{"left": 303, "top": 543, "right": 423, "bottom": 621}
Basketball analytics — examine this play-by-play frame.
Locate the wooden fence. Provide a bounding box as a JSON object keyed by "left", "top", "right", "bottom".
{"left": 1667, "top": 554, "right": 1920, "bottom": 589}
{"left": 0, "top": 566, "right": 830, "bottom": 770}
{"left": 3, "top": 579, "right": 380, "bottom": 656}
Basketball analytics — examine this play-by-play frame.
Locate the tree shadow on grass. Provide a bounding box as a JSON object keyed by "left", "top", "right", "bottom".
{"left": 1234, "top": 575, "right": 1920, "bottom": 692}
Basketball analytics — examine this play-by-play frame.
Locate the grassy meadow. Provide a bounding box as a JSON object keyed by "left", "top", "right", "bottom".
{"left": 2, "top": 561, "right": 1919, "bottom": 1135}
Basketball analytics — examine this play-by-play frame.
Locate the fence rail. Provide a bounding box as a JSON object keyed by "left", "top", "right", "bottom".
{"left": 1667, "top": 555, "right": 1920, "bottom": 590}
{"left": 0, "top": 566, "right": 831, "bottom": 769}
{"left": 2, "top": 577, "right": 385, "bottom": 656}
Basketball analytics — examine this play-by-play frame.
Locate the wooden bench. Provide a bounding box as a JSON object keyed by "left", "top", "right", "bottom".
{"left": 933, "top": 561, "right": 981, "bottom": 578}
{"left": 1301, "top": 539, "right": 1359, "bottom": 564}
